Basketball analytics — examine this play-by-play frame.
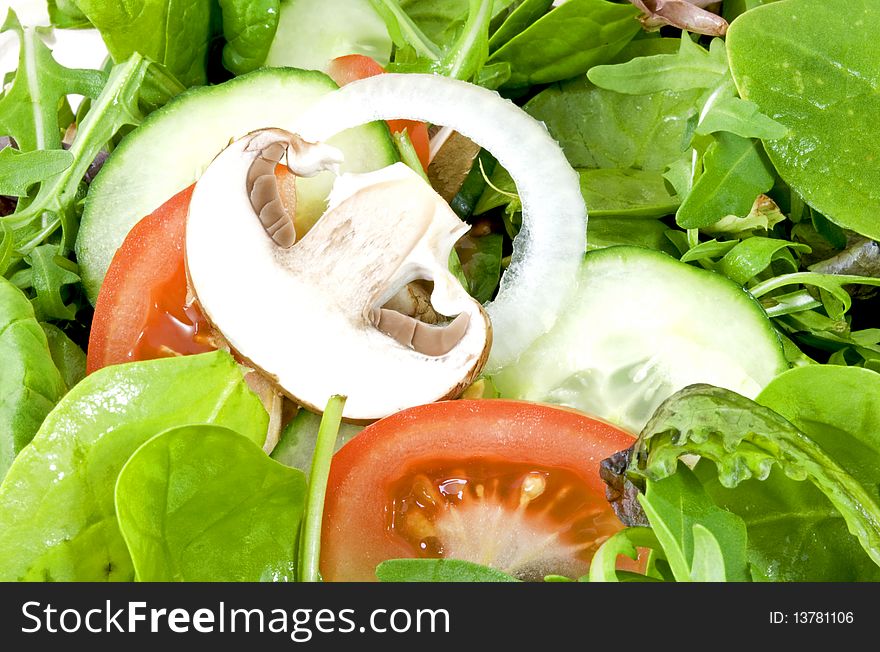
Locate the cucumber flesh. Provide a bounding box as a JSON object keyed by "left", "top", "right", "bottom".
{"left": 77, "top": 67, "right": 396, "bottom": 304}
{"left": 271, "top": 409, "right": 362, "bottom": 479}
{"left": 264, "top": 0, "right": 392, "bottom": 72}
{"left": 491, "top": 246, "right": 788, "bottom": 433}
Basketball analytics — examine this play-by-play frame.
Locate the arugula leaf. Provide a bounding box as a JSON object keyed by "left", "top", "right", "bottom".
{"left": 588, "top": 35, "right": 727, "bottom": 95}
{"left": 0, "top": 277, "right": 66, "bottom": 482}
{"left": 4, "top": 53, "right": 183, "bottom": 253}
{"left": 0, "top": 12, "right": 106, "bottom": 152}
{"left": 72, "top": 0, "right": 214, "bottom": 87}
{"left": 695, "top": 95, "right": 787, "bottom": 141}
{"left": 728, "top": 0, "right": 880, "bottom": 241}
{"left": 675, "top": 132, "right": 775, "bottom": 229}
{"left": 638, "top": 464, "right": 749, "bottom": 582}
{"left": 116, "top": 425, "right": 306, "bottom": 582}
{"left": 0, "top": 148, "right": 73, "bottom": 197}
{"left": 376, "top": 558, "right": 519, "bottom": 582}
{"left": 588, "top": 527, "right": 662, "bottom": 582}
{"left": 635, "top": 384, "right": 880, "bottom": 569}
{"left": 218, "top": 0, "right": 281, "bottom": 75}
{"left": 24, "top": 244, "right": 81, "bottom": 320}
{"left": 0, "top": 351, "right": 268, "bottom": 581}
{"left": 487, "top": 0, "right": 641, "bottom": 88}
{"left": 750, "top": 271, "right": 880, "bottom": 321}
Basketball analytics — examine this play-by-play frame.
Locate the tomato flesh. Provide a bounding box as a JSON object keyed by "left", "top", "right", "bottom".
{"left": 321, "top": 400, "right": 638, "bottom": 581}
{"left": 389, "top": 459, "right": 625, "bottom": 580}
{"left": 87, "top": 185, "right": 213, "bottom": 373}
{"left": 327, "top": 54, "right": 431, "bottom": 170}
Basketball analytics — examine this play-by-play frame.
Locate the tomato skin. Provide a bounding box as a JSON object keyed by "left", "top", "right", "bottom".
{"left": 328, "top": 54, "right": 431, "bottom": 170}
{"left": 321, "top": 400, "right": 636, "bottom": 582}
{"left": 86, "top": 185, "right": 213, "bottom": 373}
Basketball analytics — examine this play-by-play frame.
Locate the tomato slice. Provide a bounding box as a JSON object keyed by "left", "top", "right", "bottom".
{"left": 321, "top": 400, "right": 638, "bottom": 581}
{"left": 86, "top": 185, "right": 214, "bottom": 372}
{"left": 328, "top": 54, "right": 431, "bottom": 170}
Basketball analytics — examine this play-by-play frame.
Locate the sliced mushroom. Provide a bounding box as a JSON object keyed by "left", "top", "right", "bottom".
{"left": 186, "top": 129, "right": 492, "bottom": 421}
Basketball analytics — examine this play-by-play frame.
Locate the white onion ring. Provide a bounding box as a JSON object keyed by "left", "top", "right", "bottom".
{"left": 293, "top": 73, "right": 587, "bottom": 371}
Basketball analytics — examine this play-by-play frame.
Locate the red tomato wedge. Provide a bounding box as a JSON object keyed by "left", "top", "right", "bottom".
{"left": 86, "top": 185, "right": 214, "bottom": 372}
{"left": 321, "top": 400, "right": 638, "bottom": 581}
{"left": 328, "top": 54, "right": 431, "bottom": 170}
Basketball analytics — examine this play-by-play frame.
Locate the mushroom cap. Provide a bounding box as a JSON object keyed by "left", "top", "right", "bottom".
{"left": 186, "top": 131, "right": 491, "bottom": 421}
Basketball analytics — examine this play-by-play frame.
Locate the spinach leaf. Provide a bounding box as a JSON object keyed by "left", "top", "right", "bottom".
{"left": 40, "top": 322, "right": 86, "bottom": 390}
{"left": 0, "top": 277, "right": 66, "bottom": 482}
{"left": 757, "top": 366, "right": 880, "bottom": 494}
{"left": 695, "top": 462, "right": 880, "bottom": 581}
{"left": 635, "top": 384, "right": 880, "bottom": 569}
{"left": 675, "top": 132, "right": 775, "bottom": 229}
{"left": 376, "top": 558, "right": 519, "bottom": 582}
{"left": 722, "top": 0, "right": 780, "bottom": 21}
{"left": 487, "top": 0, "right": 641, "bottom": 88}
{"left": 718, "top": 237, "right": 810, "bottom": 286}
{"left": 487, "top": 0, "right": 553, "bottom": 53}
{"left": 116, "top": 425, "right": 305, "bottom": 581}
{"left": 638, "top": 464, "right": 749, "bottom": 582}
{"left": 525, "top": 72, "right": 701, "bottom": 172}
{"left": 587, "top": 218, "right": 677, "bottom": 255}
{"left": 398, "top": 0, "right": 515, "bottom": 48}
{"left": 727, "top": 0, "right": 880, "bottom": 240}
{"left": 72, "top": 0, "right": 214, "bottom": 87}
{"left": 47, "top": 0, "right": 91, "bottom": 28}
{"left": 522, "top": 52, "right": 701, "bottom": 220}
{"left": 578, "top": 169, "right": 679, "bottom": 218}
{"left": 0, "top": 351, "right": 268, "bottom": 581}
{"left": 218, "top": 0, "right": 280, "bottom": 75}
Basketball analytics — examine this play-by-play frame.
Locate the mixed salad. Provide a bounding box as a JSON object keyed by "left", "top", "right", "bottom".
{"left": 1, "top": 0, "right": 879, "bottom": 583}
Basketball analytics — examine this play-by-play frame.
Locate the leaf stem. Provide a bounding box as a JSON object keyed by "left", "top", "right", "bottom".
{"left": 298, "top": 394, "right": 346, "bottom": 582}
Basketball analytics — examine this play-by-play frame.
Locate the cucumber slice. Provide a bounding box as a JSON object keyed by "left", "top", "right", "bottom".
{"left": 271, "top": 409, "right": 362, "bottom": 479}
{"left": 264, "top": 0, "right": 392, "bottom": 71}
{"left": 491, "top": 246, "right": 788, "bottom": 433}
{"left": 77, "top": 67, "right": 396, "bottom": 304}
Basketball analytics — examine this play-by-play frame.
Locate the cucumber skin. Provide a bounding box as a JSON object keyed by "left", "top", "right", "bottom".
{"left": 77, "top": 67, "right": 396, "bottom": 305}
{"left": 492, "top": 246, "right": 789, "bottom": 432}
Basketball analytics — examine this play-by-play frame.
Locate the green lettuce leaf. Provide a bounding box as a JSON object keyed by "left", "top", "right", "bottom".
{"left": 0, "top": 277, "right": 66, "bottom": 482}
{"left": 116, "top": 425, "right": 305, "bottom": 581}
{"left": 0, "top": 351, "right": 268, "bottom": 581}
{"left": 634, "top": 384, "right": 880, "bottom": 570}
